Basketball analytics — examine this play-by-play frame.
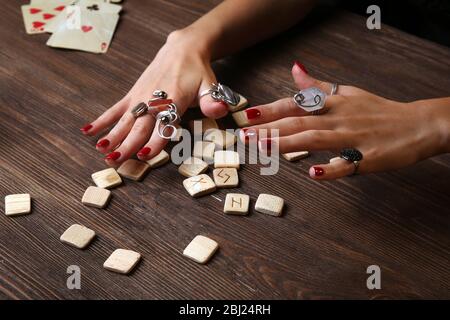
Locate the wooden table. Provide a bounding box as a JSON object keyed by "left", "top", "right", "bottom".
{"left": 1, "top": 0, "right": 449, "bottom": 300}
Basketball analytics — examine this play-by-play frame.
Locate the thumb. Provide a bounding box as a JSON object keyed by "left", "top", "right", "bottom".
{"left": 292, "top": 60, "right": 332, "bottom": 93}
{"left": 198, "top": 68, "right": 229, "bottom": 119}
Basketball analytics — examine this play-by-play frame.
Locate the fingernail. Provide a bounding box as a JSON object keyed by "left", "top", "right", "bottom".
{"left": 137, "top": 147, "right": 151, "bottom": 157}
{"left": 80, "top": 123, "right": 93, "bottom": 133}
{"left": 294, "top": 60, "right": 308, "bottom": 74}
{"left": 245, "top": 108, "right": 261, "bottom": 120}
{"left": 96, "top": 139, "right": 110, "bottom": 148}
{"left": 259, "top": 138, "right": 272, "bottom": 151}
{"left": 312, "top": 166, "right": 325, "bottom": 176}
{"left": 242, "top": 128, "right": 257, "bottom": 141}
{"left": 105, "top": 151, "right": 121, "bottom": 161}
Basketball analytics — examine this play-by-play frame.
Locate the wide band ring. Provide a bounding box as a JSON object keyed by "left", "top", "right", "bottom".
{"left": 199, "top": 83, "right": 241, "bottom": 106}
{"left": 340, "top": 148, "right": 363, "bottom": 176}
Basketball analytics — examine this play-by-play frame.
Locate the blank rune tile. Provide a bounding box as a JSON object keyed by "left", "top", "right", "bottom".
{"left": 146, "top": 150, "right": 170, "bottom": 168}
{"left": 193, "top": 141, "right": 216, "bottom": 162}
{"left": 214, "top": 150, "right": 240, "bottom": 169}
{"left": 82, "top": 186, "right": 111, "bottom": 208}
{"left": 91, "top": 168, "right": 122, "bottom": 189}
{"left": 213, "top": 168, "right": 239, "bottom": 188}
{"left": 282, "top": 151, "right": 309, "bottom": 161}
{"left": 226, "top": 94, "right": 248, "bottom": 112}
{"left": 255, "top": 194, "right": 284, "bottom": 217}
{"left": 117, "top": 159, "right": 150, "bottom": 181}
{"left": 178, "top": 157, "right": 209, "bottom": 177}
{"left": 103, "top": 249, "right": 141, "bottom": 274}
{"left": 189, "top": 118, "right": 218, "bottom": 134}
{"left": 224, "top": 193, "right": 250, "bottom": 215}
{"left": 60, "top": 224, "right": 96, "bottom": 249}
{"left": 232, "top": 109, "right": 250, "bottom": 127}
{"left": 183, "top": 174, "right": 216, "bottom": 197}
{"left": 204, "top": 129, "right": 237, "bottom": 149}
{"left": 183, "top": 235, "right": 219, "bottom": 264}
{"left": 4, "top": 194, "right": 31, "bottom": 216}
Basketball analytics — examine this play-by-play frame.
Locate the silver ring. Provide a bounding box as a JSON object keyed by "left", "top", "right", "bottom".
{"left": 330, "top": 83, "right": 338, "bottom": 96}
{"left": 131, "top": 102, "right": 148, "bottom": 118}
{"left": 352, "top": 160, "right": 360, "bottom": 175}
{"left": 199, "top": 88, "right": 213, "bottom": 99}
{"left": 131, "top": 90, "right": 169, "bottom": 118}
{"left": 199, "top": 83, "right": 241, "bottom": 106}
{"left": 156, "top": 102, "right": 179, "bottom": 140}
{"left": 293, "top": 87, "right": 327, "bottom": 115}
{"left": 340, "top": 148, "right": 363, "bottom": 176}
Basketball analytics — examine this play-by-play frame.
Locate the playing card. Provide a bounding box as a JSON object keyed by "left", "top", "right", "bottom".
{"left": 21, "top": 0, "right": 73, "bottom": 34}
{"left": 46, "top": 9, "right": 119, "bottom": 53}
{"left": 44, "top": 0, "right": 122, "bottom": 33}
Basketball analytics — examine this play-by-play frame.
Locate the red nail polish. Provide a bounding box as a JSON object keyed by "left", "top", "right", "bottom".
{"left": 245, "top": 108, "right": 261, "bottom": 120}
{"left": 96, "top": 139, "right": 110, "bottom": 148}
{"left": 294, "top": 60, "right": 308, "bottom": 74}
{"left": 137, "top": 147, "right": 151, "bottom": 157}
{"left": 105, "top": 151, "right": 121, "bottom": 161}
{"left": 148, "top": 99, "right": 172, "bottom": 106}
{"left": 313, "top": 166, "right": 325, "bottom": 176}
{"left": 80, "top": 123, "right": 92, "bottom": 133}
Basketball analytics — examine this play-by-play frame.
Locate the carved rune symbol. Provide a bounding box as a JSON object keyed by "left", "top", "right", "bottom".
{"left": 191, "top": 177, "right": 206, "bottom": 187}
{"left": 231, "top": 197, "right": 242, "bottom": 208}
{"left": 217, "top": 169, "right": 230, "bottom": 183}
{"left": 86, "top": 4, "right": 99, "bottom": 10}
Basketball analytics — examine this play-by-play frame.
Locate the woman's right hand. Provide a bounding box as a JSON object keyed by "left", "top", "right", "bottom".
{"left": 80, "top": 30, "right": 229, "bottom": 166}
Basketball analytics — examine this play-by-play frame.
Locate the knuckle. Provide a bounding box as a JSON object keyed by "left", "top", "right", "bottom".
{"left": 132, "top": 121, "right": 149, "bottom": 135}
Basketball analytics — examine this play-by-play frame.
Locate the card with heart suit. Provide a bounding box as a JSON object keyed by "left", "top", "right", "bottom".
{"left": 21, "top": 1, "right": 72, "bottom": 34}
{"left": 46, "top": 9, "right": 119, "bottom": 53}
{"left": 44, "top": 0, "right": 122, "bottom": 33}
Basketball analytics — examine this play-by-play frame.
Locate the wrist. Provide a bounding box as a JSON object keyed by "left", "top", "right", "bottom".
{"left": 166, "top": 26, "right": 218, "bottom": 62}
{"left": 414, "top": 98, "right": 450, "bottom": 154}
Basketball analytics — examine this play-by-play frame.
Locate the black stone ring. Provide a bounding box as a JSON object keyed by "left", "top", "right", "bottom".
{"left": 340, "top": 148, "right": 363, "bottom": 175}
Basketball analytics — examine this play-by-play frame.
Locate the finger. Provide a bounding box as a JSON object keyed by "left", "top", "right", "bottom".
{"left": 198, "top": 72, "right": 228, "bottom": 119}
{"left": 292, "top": 61, "right": 359, "bottom": 96}
{"left": 136, "top": 119, "right": 170, "bottom": 161}
{"left": 239, "top": 116, "right": 336, "bottom": 143}
{"left": 85, "top": 97, "right": 130, "bottom": 136}
{"left": 308, "top": 158, "right": 355, "bottom": 180}
{"left": 259, "top": 130, "right": 353, "bottom": 153}
{"left": 137, "top": 88, "right": 191, "bottom": 161}
{"left": 241, "top": 94, "right": 345, "bottom": 126}
{"left": 96, "top": 109, "right": 135, "bottom": 154}
{"left": 105, "top": 114, "right": 154, "bottom": 166}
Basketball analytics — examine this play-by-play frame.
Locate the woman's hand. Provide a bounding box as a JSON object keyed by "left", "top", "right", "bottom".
{"left": 80, "top": 30, "right": 229, "bottom": 166}
{"left": 240, "top": 62, "right": 450, "bottom": 180}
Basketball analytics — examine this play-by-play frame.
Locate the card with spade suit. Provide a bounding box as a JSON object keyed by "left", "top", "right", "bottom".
{"left": 44, "top": 0, "right": 122, "bottom": 33}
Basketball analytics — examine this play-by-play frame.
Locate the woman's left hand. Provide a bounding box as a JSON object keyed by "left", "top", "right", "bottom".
{"left": 239, "top": 61, "right": 449, "bottom": 180}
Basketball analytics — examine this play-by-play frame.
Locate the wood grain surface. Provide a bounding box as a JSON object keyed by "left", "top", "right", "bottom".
{"left": 1, "top": 0, "right": 449, "bottom": 299}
